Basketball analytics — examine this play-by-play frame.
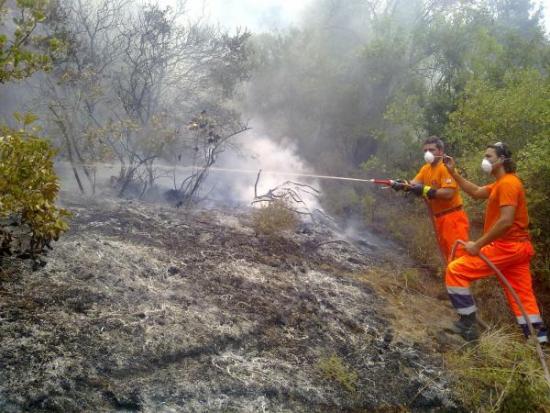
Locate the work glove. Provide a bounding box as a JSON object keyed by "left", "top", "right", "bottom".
{"left": 391, "top": 179, "right": 409, "bottom": 191}
{"left": 410, "top": 184, "right": 437, "bottom": 199}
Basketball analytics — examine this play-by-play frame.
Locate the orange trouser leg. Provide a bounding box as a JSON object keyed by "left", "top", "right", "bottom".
{"left": 445, "top": 240, "right": 547, "bottom": 341}
{"left": 435, "top": 209, "right": 469, "bottom": 262}
{"left": 496, "top": 259, "right": 542, "bottom": 323}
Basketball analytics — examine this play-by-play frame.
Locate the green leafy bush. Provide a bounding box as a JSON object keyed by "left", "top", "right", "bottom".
{"left": 0, "top": 123, "right": 69, "bottom": 254}
{"left": 446, "top": 70, "right": 548, "bottom": 154}
{"left": 518, "top": 135, "right": 550, "bottom": 280}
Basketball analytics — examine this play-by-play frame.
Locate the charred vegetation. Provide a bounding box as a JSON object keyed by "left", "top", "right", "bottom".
{"left": 0, "top": 194, "right": 458, "bottom": 412}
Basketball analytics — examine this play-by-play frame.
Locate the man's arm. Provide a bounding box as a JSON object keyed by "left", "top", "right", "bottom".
{"left": 444, "top": 157, "right": 490, "bottom": 200}
{"left": 465, "top": 205, "right": 515, "bottom": 255}
{"left": 431, "top": 187, "right": 455, "bottom": 200}
{"left": 408, "top": 182, "right": 455, "bottom": 199}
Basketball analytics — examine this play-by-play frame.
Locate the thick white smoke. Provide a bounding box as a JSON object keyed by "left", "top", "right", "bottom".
{"left": 205, "top": 128, "right": 322, "bottom": 210}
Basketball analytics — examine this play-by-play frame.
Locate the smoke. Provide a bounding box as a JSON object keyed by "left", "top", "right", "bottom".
{"left": 54, "top": 122, "right": 323, "bottom": 212}
{"left": 198, "top": 125, "right": 322, "bottom": 210}
{"left": 170, "top": 0, "right": 313, "bottom": 32}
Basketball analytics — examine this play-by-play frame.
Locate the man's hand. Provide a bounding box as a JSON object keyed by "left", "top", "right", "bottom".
{"left": 410, "top": 184, "right": 437, "bottom": 199}
{"left": 464, "top": 241, "right": 481, "bottom": 256}
{"left": 443, "top": 155, "right": 456, "bottom": 173}
{"left": 410, "top": 184, "right": 424, "bottom": 196}
{"left": 391, "top": 179, "right": 409, "bottom": 192}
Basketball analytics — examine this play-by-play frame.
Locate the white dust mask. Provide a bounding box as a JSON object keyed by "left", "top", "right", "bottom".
{"left": 481, "top": 158, "right": 494, "bottom": 174}
{"left": 424, "top": 151, "right": 435, "bottom": 164}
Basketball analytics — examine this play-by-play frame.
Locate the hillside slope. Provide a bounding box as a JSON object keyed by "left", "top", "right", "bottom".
{"left": 1, "top": 195, "right": 462, "bottom": 412}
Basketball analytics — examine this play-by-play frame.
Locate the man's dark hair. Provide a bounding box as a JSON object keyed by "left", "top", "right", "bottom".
{"left": 487, "top": 142, "right": 516, "bottom": 173}
{"left": 423, "top": 136, "right": 444, "bottom": 151}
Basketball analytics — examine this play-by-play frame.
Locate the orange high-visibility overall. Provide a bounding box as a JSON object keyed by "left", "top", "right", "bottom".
{"left": 414, "top": 162, "right": 470, "bottom": 261}
{"left": 445, "top": 173, "right": 547, "bottom": 342}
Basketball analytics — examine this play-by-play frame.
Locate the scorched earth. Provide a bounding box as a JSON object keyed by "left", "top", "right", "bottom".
{"left": 0, "top": 195, "right": 462, "bottom": 412}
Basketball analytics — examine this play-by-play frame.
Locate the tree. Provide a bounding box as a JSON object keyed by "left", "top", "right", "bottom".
{"left": 0, "top": 0, "right": 56, "bottom": 82}
{"left": 0, "top": 0, "right": 69, "bottom": 256}
{"left": 37, "top": 0, "right": 251, "bottom": 199}
{"left": 173, "top": 109, "right": 248, "bottom": 207}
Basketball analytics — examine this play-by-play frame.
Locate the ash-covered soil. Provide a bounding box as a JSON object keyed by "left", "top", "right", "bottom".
{"left": 1, "top": 195, "right": 461, "bottom": 412}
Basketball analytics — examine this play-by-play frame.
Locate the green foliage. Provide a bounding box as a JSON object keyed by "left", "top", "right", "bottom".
{"left": 318, "top": 354, "right": 358, "bottom": 393}
{"left": 362, "top": 192, "right": 376, "bottom": 224}
{"left": 361, "top": 154, "right": 412, "bottom": 185}
{"left": 0, "top": 0, "right": 55, "bottom": 83}
{"left": 379, "top": 199, "right": 442, "bottom": 271}
{"left": 0, "top": 2, "right": 68, "bottom": 255}
{"left": 446, "top": 70, "right": 549, "bottom": 154}
{"left": 0, "top": 121, "right": 69, "bottom": 254}
{"left": 322, "top": 185, "right": 361, "bottom": 218}
{"left": 247, "top": 1, "right": 550, "bottom": 289}
{"left": 446, "top": 328, "right": 550, "bottom": 412}
{"left": 252, "top": 199, "right": 298, "bottom": 237}
{"left": 518, "top": 134, "right": 550, "bottom": 279}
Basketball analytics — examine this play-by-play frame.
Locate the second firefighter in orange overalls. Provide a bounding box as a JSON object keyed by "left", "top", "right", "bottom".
{"left": 392, "top": 136, "right": 470, "bottom": 262}
{"left": 443, "top": 142, "right": 547, "bottom": 342}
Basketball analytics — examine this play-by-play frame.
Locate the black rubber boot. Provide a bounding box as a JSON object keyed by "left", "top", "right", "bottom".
{"left": 451, "top": 313, "right": 479, "bottom": 341}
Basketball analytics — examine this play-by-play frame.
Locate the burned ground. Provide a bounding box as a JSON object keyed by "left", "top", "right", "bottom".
{"left": 1, "top": 195, "right": 461, "bottom": 412}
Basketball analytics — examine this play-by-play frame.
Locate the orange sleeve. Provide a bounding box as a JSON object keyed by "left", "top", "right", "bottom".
{"left": 413, "top": 165, "right": 426, "bottom": 183}
{"left": 438, "top": 166, "right": 458, "bottom": 189}
{"left": 497, "top": 180, "right": 520, "bottom": 207}
{"left": 483, "top": 183, "right": 495, "bottom": 195}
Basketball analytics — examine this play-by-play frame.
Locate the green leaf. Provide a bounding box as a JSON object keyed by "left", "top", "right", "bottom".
{"left": 23, "top": 112, "right": 38, "bottom": 126}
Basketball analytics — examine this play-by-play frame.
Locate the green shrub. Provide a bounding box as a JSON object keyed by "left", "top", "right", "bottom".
{"left": 518, "top": 135, "right": 550, "bottom": 280}
{"left": 0, "top": 124, "right": 69, "bottom": 254}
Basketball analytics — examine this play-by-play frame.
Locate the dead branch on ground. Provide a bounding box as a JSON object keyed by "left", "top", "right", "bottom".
{"left": 252, "top": 170, "right": 321, "bottom": 217}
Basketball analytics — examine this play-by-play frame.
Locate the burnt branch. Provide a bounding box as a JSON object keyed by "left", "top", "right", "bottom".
{"left": 252, "top": 174, "right": 321, "bottom": 218}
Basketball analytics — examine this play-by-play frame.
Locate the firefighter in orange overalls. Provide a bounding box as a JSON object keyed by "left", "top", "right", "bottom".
{"left": 443, "top": 142, "right": 548, "bottom": 342}
{"left": 392, "top": 136, "right": 470, "bottom": 262}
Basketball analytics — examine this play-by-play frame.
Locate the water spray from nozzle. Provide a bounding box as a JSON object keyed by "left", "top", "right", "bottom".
{"left": 201, "top": 166, "right": 376, "bottom": 183}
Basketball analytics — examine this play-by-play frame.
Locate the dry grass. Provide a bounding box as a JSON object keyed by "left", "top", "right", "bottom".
{"left": 471, "top": 278, "right": 517, "bottom": 327}
{"left": 355, "top": 265, "right": 457, "bottom": 346}
{"left": 252, "top": 199, "right": 299, "bottom": 236}
{"left": 445, "top": 327, "right": 550, "bottom": 412}
{"left": 357, "top": 266, "right": 550, "bottom": 412}
{"left": 318, "top": 354, "right": 359, "bottom": 393}
{"left": 368, "top": 199, "right": 443, "bottom": 273}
